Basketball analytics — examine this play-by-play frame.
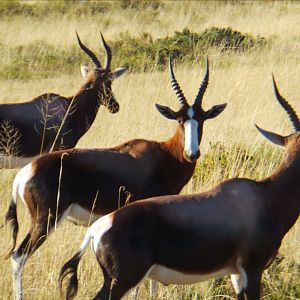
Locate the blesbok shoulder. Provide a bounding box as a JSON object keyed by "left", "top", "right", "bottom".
{"left": 59, "top": 76, "right": 300, "bottom": 300}
{"left": 5, "top": 56, "right": 226, "bottom": 300}
{"left": 0, "top": 31, "right": 128, "bottom": 168}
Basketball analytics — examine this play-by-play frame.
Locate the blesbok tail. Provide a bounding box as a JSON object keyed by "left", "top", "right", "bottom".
{"left": 4, "top": 197, "right": 18, "bottom": 259}
{"left": 4, "top": 163, "right": 32, "bottom": 259}
{"left": 59, "top": 233, "right": 93, "bottom": 300}
{"left": 4, "top": 168, "right": 23, "bottom": 259}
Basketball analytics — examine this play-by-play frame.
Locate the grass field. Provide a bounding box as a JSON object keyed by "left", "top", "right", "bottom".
{"left": 0, "top": 1, "right": 299, "bottom": 299}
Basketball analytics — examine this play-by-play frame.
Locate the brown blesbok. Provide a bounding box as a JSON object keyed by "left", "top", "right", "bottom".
{"left": 59, "top": 76, "right": 300, "bottom": 300}
{"left": 0, "top": 32, "right": 128, "bottom": 168}
{"left": 5, "top": 56, "right": 226, "bottom": 300}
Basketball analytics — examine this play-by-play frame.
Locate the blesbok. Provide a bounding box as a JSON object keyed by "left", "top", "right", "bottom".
{"left": 5, "top": 56, "right": 226, "bottom": 300}
{"left": 0, "top": 31, "right": 128, "bottom": 168}
{"left": 59, "top": 76, "right": 300, "bottom": 300}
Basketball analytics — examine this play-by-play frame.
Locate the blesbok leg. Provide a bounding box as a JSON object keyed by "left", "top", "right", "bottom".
{"left": 92, "top": 261, "right": 113, "bottom": 300}
{"left": 11, "top": 233, "right": 31, "bottom": 300}
{"left": 11, "top": 219, "right": 56, "bottom": 300}
{"left": 231, "top": 273, "right": 245, "bottom": 300}
{"left": 107, "top": 279, "right": 134, "bottom": 300}
{"left": 92, "top": 278, "right": 112, "bottom": 300}
{"left": 243, "top": 268, "right": 262, "bottom": 300}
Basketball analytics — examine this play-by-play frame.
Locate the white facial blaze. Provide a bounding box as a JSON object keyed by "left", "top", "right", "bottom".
{"left": 184, "top": 107, "right": 199, "bottom": 158}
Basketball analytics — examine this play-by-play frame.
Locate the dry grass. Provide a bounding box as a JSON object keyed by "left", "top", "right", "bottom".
{"left": 0, "top": 1, "right": 299, "bottom": 299}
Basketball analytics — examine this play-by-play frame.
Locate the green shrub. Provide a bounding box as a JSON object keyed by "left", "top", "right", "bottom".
{"left": 111, "top": 27, "right": 267, "bottom": 72}
{"left": 0, "top": 27, "right": 267, "bottom": 79}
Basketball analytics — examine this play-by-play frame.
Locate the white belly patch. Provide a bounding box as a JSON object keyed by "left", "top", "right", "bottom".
{"left": 147, "top": 264, "right": 236, "bottom": 285}
{"left": 66, "top": 204, "right": 101, "bottom": 226}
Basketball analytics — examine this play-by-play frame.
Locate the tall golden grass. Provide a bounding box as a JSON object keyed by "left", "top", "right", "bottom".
{"left": 0, "top": 1, "right": 299, "bottom": 299}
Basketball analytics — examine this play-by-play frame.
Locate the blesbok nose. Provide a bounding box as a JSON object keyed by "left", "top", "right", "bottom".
{"left": 108, "top": 101, "right": 119, "bottom": 113}
{"left": 184, "top": 150, "right": 200, "bottom": 163}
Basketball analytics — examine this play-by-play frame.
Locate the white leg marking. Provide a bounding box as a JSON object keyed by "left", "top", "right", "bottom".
{"left": 11, "top": 253, "right": 28, "bottom": 300}
{"left": 184, "top": 119, "right": 199, "bottom": 158}
{"left": 231, "top": 259, "right": 248, "bottom": 295}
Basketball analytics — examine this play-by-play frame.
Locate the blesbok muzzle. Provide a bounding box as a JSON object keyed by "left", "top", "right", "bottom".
{"left": 108, "top": 100, "right": 119, "bottom": 113}
{"left": 184, "top": 149, "right": 200, "bottom": 163}
{"left": 100, "top": 94, "right": 119, "bottom": 113}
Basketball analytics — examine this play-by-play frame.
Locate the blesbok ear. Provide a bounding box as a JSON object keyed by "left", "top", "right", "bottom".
{"left": 255, "top": 124, "right": 285, "bottom": 146}
{"left": 155, "top": 104, "right": 177, "bottom": 120}
{"left": 205, "top": 103, "right": 227, "bottom": 120}
{"left": 80, "top": 64, "right": 90, "bottom": 78}
{"left": 110, "top": 65, "right": 129, "bottom": 80}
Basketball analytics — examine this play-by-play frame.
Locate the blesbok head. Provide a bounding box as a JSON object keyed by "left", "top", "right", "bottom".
{"left": 76, "top": 31, "right": 128, "bottom": 113}
{"left": 256, "top": 75, "right": 300, "bottom": 149}
{"left": 155, "top": 56, "right": 227, "bottom": 162}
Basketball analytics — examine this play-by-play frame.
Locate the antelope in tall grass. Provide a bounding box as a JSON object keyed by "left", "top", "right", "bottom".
{"left": 0, "top": 31, "right": 128, "bottom": 168}
{"left": 59, "top": 76, "right": 300, "bottom": 300}
{"left": 5, "top": 56, "right": 226, "bottom": 300}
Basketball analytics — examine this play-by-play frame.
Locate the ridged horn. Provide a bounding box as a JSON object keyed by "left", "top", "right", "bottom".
{"left": 76, "top": 31, "right": 102, "bottom": 69}
{"left": 194, "top": 56, "right": 209, "bottom": 107}
{"left": 100, "top": 32, "right": 112, "bottom": 72}
{"left": 169, "top": 56, "right": 188, "bottom": 107}
{"left": 272, "top": 74, "right": 300, "bottom": 131}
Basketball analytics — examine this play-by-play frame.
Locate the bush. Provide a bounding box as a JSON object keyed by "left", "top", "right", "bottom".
{"left": 0, "top": 27, "right": 267, "bottom": 79}
{"left": 111, "top": 27, "right": 267, "bottom": 71}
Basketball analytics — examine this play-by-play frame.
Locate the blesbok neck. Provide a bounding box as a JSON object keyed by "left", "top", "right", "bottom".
{"left": 161, "top": 126, "right": 197, "bottom": 191}
{"left": 161, "top": 126, "right": 196, "bottom": 194}
{"left": 68, "top": 81, "right": 102, "bottom": 136}
{"left": 264, "top": 147, "right": 300, "bottom": 237}
{"left": 163, "top": 126, "right": 185, "bottom": 161}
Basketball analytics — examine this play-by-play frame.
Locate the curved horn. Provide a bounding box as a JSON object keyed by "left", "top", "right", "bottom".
{"left": 272, "top": 74, "right": 300, "bottom": 131}
{"left": 76, "top": 31, "right": 102, "bottom": 69}
{"left": 194, "top": 56, "right": 209, "bottom": 107}
{"left": 169, "top": 56, "right": 188, "bottom": 107}
{"left": 100, "top": 32, "right": 112, "bottom": 72}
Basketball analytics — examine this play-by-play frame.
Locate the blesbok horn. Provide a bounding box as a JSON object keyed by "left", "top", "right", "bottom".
{"left": 193, "top": 56, "right": 209, "bottom": 108}
{"left": 100, "top": 32, "right": 112, "bottom": 72}
{"left": 169, "top": 56, "right": 188, "bottom": 107}
{"left": 272, "top": 74, "right": 300, "bottom": 131}
{"left": 76, "top": 31, "right": 102, "bottom": 69}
